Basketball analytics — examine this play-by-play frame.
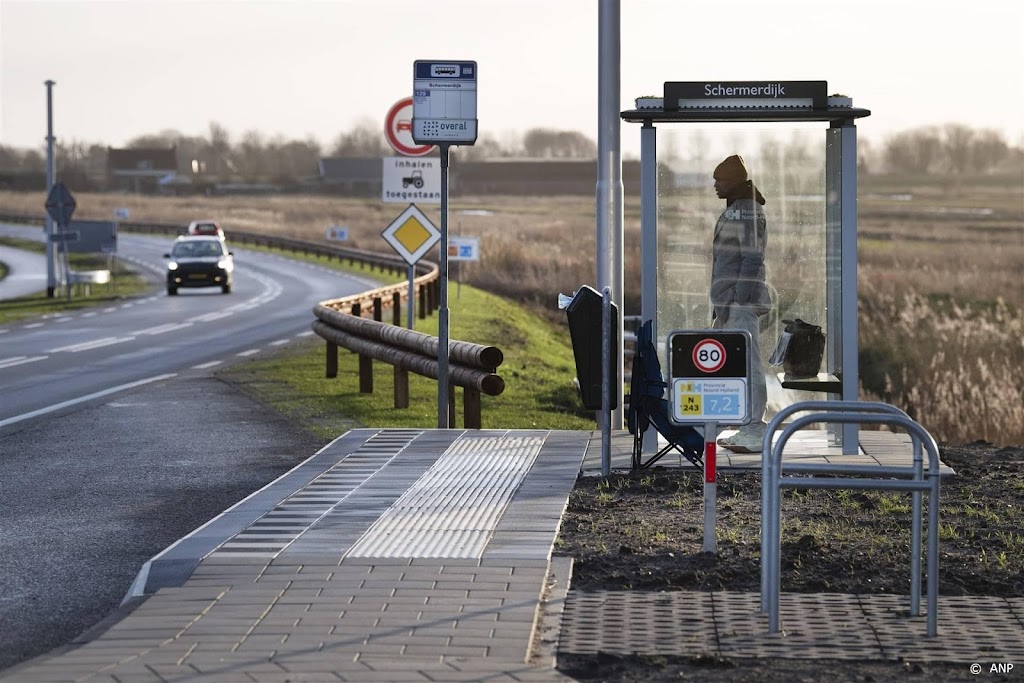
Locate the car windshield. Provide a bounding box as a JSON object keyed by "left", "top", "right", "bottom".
{"left": 172, "top": 241, "right": 223, "bottom": 258}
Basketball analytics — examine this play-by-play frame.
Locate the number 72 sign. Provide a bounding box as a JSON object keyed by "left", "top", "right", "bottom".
{"left": 667, "top": 329, "right": 752, "bottom": 425}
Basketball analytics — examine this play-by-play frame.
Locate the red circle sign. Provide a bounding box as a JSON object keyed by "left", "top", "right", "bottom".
{"left": 384, "top": 97, "right": 435, "bottom": 157}
{"left": 692, "top": 339, "right": 727, "bottom": 373}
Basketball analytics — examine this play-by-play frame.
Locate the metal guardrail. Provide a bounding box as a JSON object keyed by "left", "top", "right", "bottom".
{"left": 760, "top": 400, "right": 942, "bottom": 637}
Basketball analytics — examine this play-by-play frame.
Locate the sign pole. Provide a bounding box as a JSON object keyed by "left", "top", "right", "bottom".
{"left": 703, "top": 420, "right": 718, "bottom": 552}
{"left": 44, "top": 80, "right": 56, "bottom": 298}
{"left": 407, "top": 264, "right": 415, "bottom": 330}
{"left": 437, "top": 143, "right": 451, "bottom": 428}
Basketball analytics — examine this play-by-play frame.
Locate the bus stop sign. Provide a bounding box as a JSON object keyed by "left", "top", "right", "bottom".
{"left": 667, "top": 330, "right": 752, "bottom": 425}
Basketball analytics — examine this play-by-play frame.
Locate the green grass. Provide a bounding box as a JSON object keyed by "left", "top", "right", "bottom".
{"left": 217, "top": 283, "right": 597, "bottom": 440}
{"left": 0, "top": 237, "right": 152, "bottom": 325}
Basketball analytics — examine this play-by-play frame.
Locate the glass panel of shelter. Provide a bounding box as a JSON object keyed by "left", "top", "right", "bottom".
{"left": 654, "top": 123, "right": 834, "bottom": 427}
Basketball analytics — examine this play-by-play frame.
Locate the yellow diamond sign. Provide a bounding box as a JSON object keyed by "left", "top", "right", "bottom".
{"left": 381, "top": 204, "right": 440, "bottom": 265}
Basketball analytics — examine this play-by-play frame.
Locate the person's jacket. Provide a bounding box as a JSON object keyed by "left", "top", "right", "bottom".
{"left": 710, "top": 181, "right": 771, "bottom": 321}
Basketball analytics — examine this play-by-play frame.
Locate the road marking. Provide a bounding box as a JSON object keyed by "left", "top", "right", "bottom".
{"left": 297, "top": 330, "right": 315, "bottom": 337}
{"left": 132, "top": 322, "right": 194, "bottom": 336}
{"left": 81, "top": 312, "right": 97, "bottom": 318}
{"left": 47, "top": 336, "right": 136, "bottom": 353}
{"left": 192, "top": 361, "right": 222, "bottom": 369}
{"left": 270, "top": 339, "right": 290, "bottom": 346}
{"left": 55, "top": 317, "right": 72, "bottom": 323}
{"left": 0, "top": 355, "right": 48, "bottom": 370}
{"left": 24, "top": 323, "right": 43, "bottom": 329}
{"left": 237, "top": 349, "right": 261, "bottom": 357}
{"left": 0, "top": 373, "right": 178, "bottom": 429}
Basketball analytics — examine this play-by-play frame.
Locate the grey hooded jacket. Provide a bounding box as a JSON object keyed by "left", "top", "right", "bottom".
{"left": 710, "top": 193, "right": 771, "bottom": 322}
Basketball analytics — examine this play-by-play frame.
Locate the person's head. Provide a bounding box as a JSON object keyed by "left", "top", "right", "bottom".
{"left": 713, "top": 154, "right": 749, "bottom": 198}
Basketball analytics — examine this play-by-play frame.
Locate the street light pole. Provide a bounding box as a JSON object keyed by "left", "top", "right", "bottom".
{"left": 44, "top": 80, "right": 56, "bottom": 298}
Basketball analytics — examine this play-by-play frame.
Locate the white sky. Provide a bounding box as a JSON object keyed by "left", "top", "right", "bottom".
{"left": 1, "top": 0, "right": 1022, "bottom": 158}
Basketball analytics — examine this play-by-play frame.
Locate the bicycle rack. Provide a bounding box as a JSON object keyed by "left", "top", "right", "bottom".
{"left": 759, "top": 400, "right": 942, "bottom": 636}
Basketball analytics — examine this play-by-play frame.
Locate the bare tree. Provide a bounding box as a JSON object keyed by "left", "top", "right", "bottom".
{"left": 329, "top": 118, "right": 388, "bottom": 157}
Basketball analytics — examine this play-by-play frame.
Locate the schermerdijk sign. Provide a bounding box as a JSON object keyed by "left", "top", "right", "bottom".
{"left": 663, "top": 80, "right": 828, "bottom": 110}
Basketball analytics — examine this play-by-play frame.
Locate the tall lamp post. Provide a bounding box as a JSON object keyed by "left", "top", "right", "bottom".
{"left": 44, "top": 80, "right": 57, "bottom": 298}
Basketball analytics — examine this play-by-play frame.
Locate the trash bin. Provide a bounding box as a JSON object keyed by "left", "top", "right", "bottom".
{"left": 566, "top": 285, "right": 618, "bottom": 410}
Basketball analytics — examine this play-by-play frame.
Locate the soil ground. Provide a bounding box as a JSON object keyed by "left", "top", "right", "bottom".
{"left": 554, "top": 440, "right": 1024, "bottom": 682}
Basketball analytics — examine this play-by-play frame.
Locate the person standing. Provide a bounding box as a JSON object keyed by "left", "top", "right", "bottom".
{"left": 709, "top": 155, "right": 772, "bottom": 453}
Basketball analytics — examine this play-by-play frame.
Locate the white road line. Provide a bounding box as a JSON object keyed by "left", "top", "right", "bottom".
{"left": 0, "top": 373, "right": 178, "bottom": 429}
{"left": 132, "top": 322, "right": 194, "bottom": 336}
{"left": 270, "top": 339, "right": 290, "bottom": 346}
{"left": 24, "top": 323, "right": 43, "bottom": 329}
{"left": 192, "top": 360, "right": 222, "bottom": 369}
{"left": 0, "top": 355, "right": 48, "bottom": 370}
{"left": 102, "top": 307, "right": 117, "bottom": 313}
{"left": 47, "top": 336, "right": 136, "bottom": 353}
{"left": 81, "top": 312, "right": 97, "bottom": 318}
{"left": 237, "top": 349, "right": 261, "bottom": 357}
{"left": 55, "top": 318, "right": 72, "bottom": 323}
{"left": 297, "top": 330, "right": 315, "bottom": 337}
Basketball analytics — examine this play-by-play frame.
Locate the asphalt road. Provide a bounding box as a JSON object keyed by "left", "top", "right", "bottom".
{"left": 0, "top": 224, "right": 375, "bottom": 672}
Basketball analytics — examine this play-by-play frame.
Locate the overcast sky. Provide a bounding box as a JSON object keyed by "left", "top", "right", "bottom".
{"left": 2, "top": 0, "right": 1022, "bottom": 158}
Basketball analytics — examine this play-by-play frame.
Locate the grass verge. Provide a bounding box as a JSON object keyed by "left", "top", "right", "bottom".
{"left": 0, "top": 237, "right": 152, "bottom": 325}
{"left": 217, "top": 283, "right": 597, "bottom": 441}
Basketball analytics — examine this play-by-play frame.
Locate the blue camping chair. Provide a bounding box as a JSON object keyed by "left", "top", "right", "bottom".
{"left": 627, "top": 319, "right": 704, "bottom": 469}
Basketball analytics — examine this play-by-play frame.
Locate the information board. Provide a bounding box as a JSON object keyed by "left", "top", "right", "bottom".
{"left": 667, "top": 329, "right": 752, "bottom": 426}
{"left": 412, "top": 60, "right": 477, "bottom": 145}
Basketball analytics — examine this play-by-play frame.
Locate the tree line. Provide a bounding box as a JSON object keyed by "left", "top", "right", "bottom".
{"left": 0, "top": 120, "right": 1019, "bottom": 190}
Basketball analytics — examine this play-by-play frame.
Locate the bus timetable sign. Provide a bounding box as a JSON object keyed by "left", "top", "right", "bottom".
{"left": 667, "top": 330, "right": 752, "bottom": 426}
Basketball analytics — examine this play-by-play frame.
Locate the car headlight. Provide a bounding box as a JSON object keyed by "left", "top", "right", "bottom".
{"left": 168, "top": 261, "right": 179, "bottom": 270}
{"left": 217, "top": 259, "right": 230, "bottom": 269}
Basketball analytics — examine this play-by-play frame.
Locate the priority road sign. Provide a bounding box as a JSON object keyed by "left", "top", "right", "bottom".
{"left": 667, "top": 330, "right": 752, "bottom": 425}
{"left": 45, "top": 181, "right": 76, "bottom": 227}
{"left": 381, "top": 204, "right": 440, "bottom": 266}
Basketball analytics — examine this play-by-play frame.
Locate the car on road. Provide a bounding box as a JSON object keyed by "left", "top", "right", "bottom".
{"left": 186, "top": 219, "right": 225, "bottom": 240}
{"left": 164, "top": 236, "right": 234, "bottom": 295}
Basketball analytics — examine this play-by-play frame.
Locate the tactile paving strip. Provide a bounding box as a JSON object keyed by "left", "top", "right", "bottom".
{"left": 559, "top": 590, "right": 1024, "bottom": 663}
{"left": 346, "top": 435, "right": 545, "bottom": 558}
{"left": 211, "top": 430, "right": 422, "bottom": 558}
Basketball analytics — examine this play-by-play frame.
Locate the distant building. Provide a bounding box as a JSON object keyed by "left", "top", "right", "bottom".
{"left": 316, "top": 156, "right": 641, "bottom": 197}
{"left": 107, "top": 147, "right": 179, "bottom": 194}
{"left": 318, "top": 158, "right": 381, "bottom": 195}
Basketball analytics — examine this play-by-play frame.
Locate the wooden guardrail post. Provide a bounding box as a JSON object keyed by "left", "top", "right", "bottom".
{"left": 392, "top": 292, "right": 401, "bottom": 326}
{"left": 373, "top": 296, "right": 382, "bottom": 322}
{"left": 394, "top": 366, "right": 409, "bottom": 408}
{"left": 419, "top": 284, "right": 427, "bottom": 320}
{"left": 359, "top": 355, "right": 373, "bottom": 393}
{"left": 326, "top": 341, "right": 338, "bottom": 378}
{"left": 464, "top": 388, "right": 482, "bottom": 429}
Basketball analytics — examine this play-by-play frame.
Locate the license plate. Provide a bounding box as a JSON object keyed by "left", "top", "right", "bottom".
{"left": 188, "top": 273, "right": 207, "bottom": 280}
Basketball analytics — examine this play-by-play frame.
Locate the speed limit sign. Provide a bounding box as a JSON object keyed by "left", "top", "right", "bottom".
{"left": 692, "top": 339, "right": 727, "bottom": 373}
{"left": 667, "top": 330, "right": 752, "bottom": 425}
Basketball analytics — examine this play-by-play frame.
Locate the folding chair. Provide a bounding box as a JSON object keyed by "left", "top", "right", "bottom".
{"left": 627, "top": 319, "right": 704, "bottom": 470}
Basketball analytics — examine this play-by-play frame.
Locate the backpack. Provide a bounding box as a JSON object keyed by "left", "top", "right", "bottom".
{"left": 768, "top": 319, "right": 826, "bottom": 378}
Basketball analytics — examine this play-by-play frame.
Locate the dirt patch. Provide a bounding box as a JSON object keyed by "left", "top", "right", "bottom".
{"left": 555, "top": 440, "right": 1024, "bottom": 681}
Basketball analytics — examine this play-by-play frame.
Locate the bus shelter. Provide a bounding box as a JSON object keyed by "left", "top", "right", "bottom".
{"left": 621, "top": 81, "right": 870, "bottom": 453}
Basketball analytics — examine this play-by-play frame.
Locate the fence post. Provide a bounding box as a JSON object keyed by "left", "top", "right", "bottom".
{"left": 394, "top": 366, "right": 409, "bottom": 408}
{"left": 419, "top": 284, "right": 427, "bottom": 320}
{"left": 464, "top": 388, "right": 481, "bottom": 429}
{"left": 326, "top": 341, "right": 338, "bottom": 378}
{"left": 359, "top": 355, "right": 373, "bottom": 393}
{"left": 373, "top": 296, "right": 382, "bottom": 322}
{"left": 392, "top": 292, "right": 401, "bottom": 326}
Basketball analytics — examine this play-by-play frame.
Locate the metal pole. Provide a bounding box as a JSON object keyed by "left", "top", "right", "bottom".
{"left": 840, "top": 123, "right": 860, "bottom": 453}
{"left": 639, "top": 121, "right": 658, "bottom": 456}
{"left": 597, "top": 0, "right": 623, "bottom": 429}
{"left": 407, "top": 264, "right": 415, "bottom": 330}
{"left": 601, "top": 286, "right": 612, "bottom": 476}
{"left": 44, "top": 80, "right": 56, "bottom": 298}
{"left": 437, "top": 143, "right": 451, "bottom": 428}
